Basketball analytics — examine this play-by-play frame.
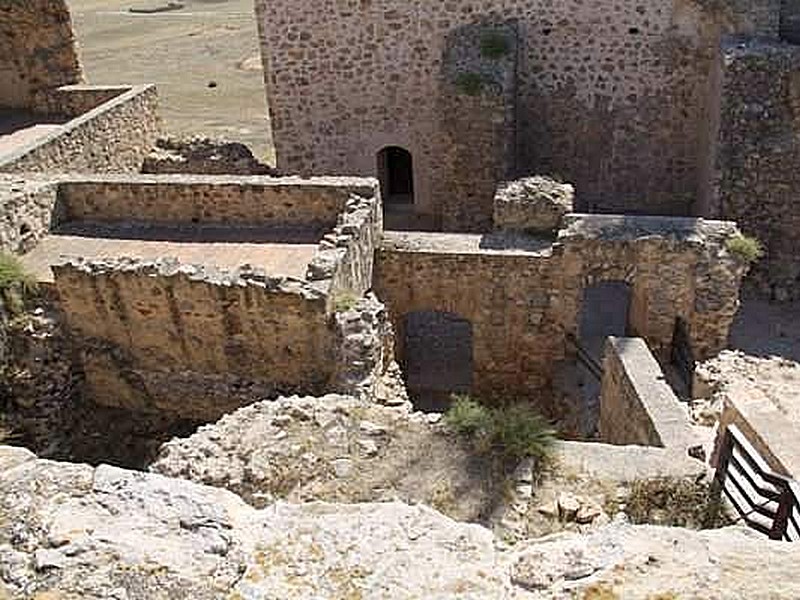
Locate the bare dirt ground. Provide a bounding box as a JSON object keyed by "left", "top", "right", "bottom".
{"left": 68, "top": 0, "right": 273, "bottom": 161}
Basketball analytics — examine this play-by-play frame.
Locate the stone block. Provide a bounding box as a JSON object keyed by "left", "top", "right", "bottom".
{"left": 493, "top": 176, "right": 574, "bottom": 234}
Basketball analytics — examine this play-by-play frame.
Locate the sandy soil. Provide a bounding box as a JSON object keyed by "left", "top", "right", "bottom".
{"left": 68, "top": 0, "right": 273, "bottom": 161}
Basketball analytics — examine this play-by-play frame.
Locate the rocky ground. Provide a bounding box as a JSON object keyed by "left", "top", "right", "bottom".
{"left": 1, "top": 444, "right": 798, "bottom": 599}
{"left": 151, "top": 394, "right": 716, "bottom": 543}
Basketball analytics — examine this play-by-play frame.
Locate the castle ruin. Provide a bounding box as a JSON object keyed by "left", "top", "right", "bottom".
{"left": 0, "top": 0, "right": 799, "bottom": 596}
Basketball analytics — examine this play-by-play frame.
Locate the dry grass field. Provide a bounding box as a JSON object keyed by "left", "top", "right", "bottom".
{"left": 68, "top": 0, "right": 273, "bottom": 161}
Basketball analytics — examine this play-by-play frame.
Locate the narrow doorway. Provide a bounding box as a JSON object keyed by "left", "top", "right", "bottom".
{"left": 377, "top": 146, "right": 414, "bottom": 205}
{"left": 578, "top": 281, "right": 632, "bottom": 363}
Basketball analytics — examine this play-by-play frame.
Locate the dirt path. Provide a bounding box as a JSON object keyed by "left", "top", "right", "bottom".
{"left": 68, "top": 0, "right": 273, "bottom": 161}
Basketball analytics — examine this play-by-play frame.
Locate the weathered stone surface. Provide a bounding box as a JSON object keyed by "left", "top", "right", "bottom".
{"left": 0, "top": 176, "right": 58, "bottom": 254}
{"left": 511, "top": 522, "right": 800, "bottom": 598}
{"left": 715, "top": 39, "right": 800, "bottom": 302}
{"left": 600, "top": 337, "right": 698, "bottom": 451}
{"left": 0, "top": 0, "right": 83, "bottom": 108}
{"left": 494, "top": 176, "right": 574, "bottom": 234}
{"left": 696, "top": 350, "right": 800, "bottom": 478}
{"left": 0, "top": 445, "right": 509, "bottom": 599}
{"left": 5, "top": 445, "right": 800, "bottom": 598}
{"left": 150, "top": 394, "right": 516, "bottom": 525}
{"left": 142, "top": 136, "right": 277, "bottom": 176}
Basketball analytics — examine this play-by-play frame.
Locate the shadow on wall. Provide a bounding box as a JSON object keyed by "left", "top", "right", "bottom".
{"left": 401, "top": 310, "right": 473, "bottom": 413}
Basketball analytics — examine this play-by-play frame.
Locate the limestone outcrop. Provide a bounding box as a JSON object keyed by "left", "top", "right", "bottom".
{"left": 3, "top": 444, "right": 800, "bottom": 598}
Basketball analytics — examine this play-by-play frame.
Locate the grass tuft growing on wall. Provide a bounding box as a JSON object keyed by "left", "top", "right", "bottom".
{"left": 0, "top": 253, "right": 35, "bottom": 294}
{"left": 725, "top": 234, "right": 764, "bottom": 264}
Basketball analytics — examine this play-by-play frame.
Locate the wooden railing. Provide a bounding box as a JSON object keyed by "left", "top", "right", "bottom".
{"left": 566, "top": 334, "right": 603, "bottom": 381}
{"left": 714, "top": 424, "right": 800, "bottom": 541}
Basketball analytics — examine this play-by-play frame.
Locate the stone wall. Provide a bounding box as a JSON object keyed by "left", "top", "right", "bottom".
{"left": 55, "top": 175, "right": 370, "bottom": 229}
{"left": 0, "top": 85, "right": 160, "bottom": 175}
{"left": 374, "top": 215, "right": 748, "bottom": 402}
{"left": 53, "top": 259, "right": 330, "bottom": 421}
{"left": 30, "top": 85, "right": 129, "bottom": 119}
{"left": 257, "top": 0, "right": 782, "bottom": 231}
{"left": 0, "top": 0, "right": 83, "bottom": 109}
{"left": 599, "top": 337, "right": 697, "bottom": 450}
{"left": 0, "top": 175, "right": 58, "bottom": 254}
{"left": 714, "top": 40, "right": 800, "bottom": 301}
{"left": 46, "top": 176, "right": 382, "bottom": 420}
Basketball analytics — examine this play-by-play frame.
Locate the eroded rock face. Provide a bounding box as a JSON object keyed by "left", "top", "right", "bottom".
{"left": 0, "top": 445, "right": 508, "bottom": 599}
{"left": 493, "top": 176, "right": 575, "bottom": 234}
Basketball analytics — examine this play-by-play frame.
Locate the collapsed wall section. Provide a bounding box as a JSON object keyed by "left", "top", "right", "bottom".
{"left": 0, "top": 0, "right": 83, "bottom": 109}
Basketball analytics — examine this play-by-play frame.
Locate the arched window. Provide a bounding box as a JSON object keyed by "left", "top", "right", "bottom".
{"left": 377, "top": 146, "right": 414, "bottom": 205}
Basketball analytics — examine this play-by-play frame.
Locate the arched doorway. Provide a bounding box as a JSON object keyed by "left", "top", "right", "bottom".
{"left": 402, "top": 311, "right": 472, "bottom": 412}
{"left": 377, "top": 146, "right": 414, "bottom": 205}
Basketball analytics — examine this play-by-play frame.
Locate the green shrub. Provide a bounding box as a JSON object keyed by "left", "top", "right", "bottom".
{"left": 455, "top": 72, "right": 484, "bottom": 96}
{"left": 445, "top": 395, "right": 556, "bottom": 462}
{"left": 445, "top": 395, "right": 492, "bottom": 435}
{"left": 480, "top": 32, "right": 511, "bottom": 59}
{"left": 725, "top": 234, "right": 763, "bottom": 264}
{"left": 491, "top": 404, "right": 556, "bottom": 462}
{"left": 0, "top": 253, "right": 36, "bottom": 315}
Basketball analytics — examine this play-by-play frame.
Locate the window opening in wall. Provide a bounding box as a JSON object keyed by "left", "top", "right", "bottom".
{"left": 401, "top": 311, "right": 472, "bottom": 413}
{"left": 377, "top": 146, "right": 414, "bottom": 205}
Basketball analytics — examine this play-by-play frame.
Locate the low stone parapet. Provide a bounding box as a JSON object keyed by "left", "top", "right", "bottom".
{"left": 600, "top": 336, "right": 698, "bottom": 451}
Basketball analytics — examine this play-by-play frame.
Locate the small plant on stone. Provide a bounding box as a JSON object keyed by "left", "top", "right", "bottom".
{"left": 625, "top": 476, "right": 731, "bottom": 529}
{"left": 455, "top": 72, "right": 485, "bottom": 96}
{"left": 480, "top": 31, "right": 511, "bottom": 59}
{"left": 725, "top": 234, "right": 764, "bottom": 264}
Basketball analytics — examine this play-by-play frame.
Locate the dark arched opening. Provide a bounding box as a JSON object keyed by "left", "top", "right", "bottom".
{"left": 377, "top": 146, "right": 414, "bottom": 205}
{"left": 578, "top": 281, "right": 632, "bottom": 363}
{"left": 401, "top": 311, "right": 472, "bottom": 412}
